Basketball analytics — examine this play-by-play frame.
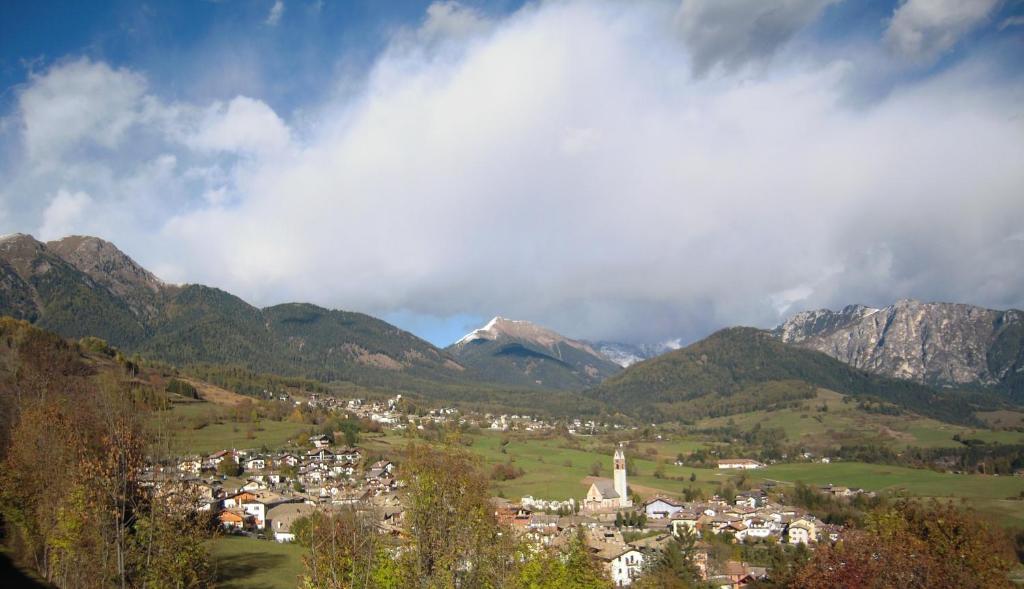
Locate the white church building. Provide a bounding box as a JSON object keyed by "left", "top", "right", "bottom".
{"left": 583, "top": 444, "right": 632, "bottom": 511}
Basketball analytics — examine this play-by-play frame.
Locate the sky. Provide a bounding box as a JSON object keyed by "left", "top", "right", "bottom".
{"left": 1, "top": 0, "right": 1023, "bottom": 348}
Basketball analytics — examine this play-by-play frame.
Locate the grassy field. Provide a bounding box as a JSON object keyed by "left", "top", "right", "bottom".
{"left": 364, "top": 430, "right": 735, "bottom": 500}
{"left": 697, "top": 389, "right": 1024, "bottom": 450}
{"left": 365, "top": 429, "right": 1024, "bottom": 525}
{"left": 756, "top": 461, "right": 1024, "bottom": 526}
{"left": 210, "top": 536, "right": 304, "bottom": 589}
{"left": 152, "top": 401, "right": 312, "bottom": 455}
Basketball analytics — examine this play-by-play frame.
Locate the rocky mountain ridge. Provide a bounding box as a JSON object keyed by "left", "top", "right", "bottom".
{"left": 774, "top": 299, "right": 1024, "bottom": 397}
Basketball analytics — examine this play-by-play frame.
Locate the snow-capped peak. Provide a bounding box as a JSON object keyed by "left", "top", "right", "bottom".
{"left": 454, "top": 316, "right": 505, "bottom": 345}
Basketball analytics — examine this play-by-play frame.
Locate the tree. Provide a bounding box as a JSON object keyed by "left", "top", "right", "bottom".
{"left": 689, "top": 472, "right": 696, "bottom": 483}
{"left": 217, "top": 457, "right": 242, "bottom": 477}
{"left": 634, "top": 528, "right": 701, "bottom": 589}
{"left": 589, "top": 461, "right": 603, "bottom": 477}
{"left": 790, "top": 500, "right": 1015, "bottom": 589}
{"left": 300, "top": 509, "right": 393, "bottom": 589}
{"left": 397, "top": 444, "right": 519, "bottom": 588}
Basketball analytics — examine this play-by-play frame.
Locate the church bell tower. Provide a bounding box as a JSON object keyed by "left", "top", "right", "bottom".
{"left": 613, "top": 444, "right": 628, "bottom": 504}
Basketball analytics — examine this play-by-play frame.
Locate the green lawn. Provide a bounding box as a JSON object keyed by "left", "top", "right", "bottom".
{"left": 697, "top": 389, "right": 1024, "bottom": 450}
{"left": 364, "top": 431, "right": 726, "bottom": 501}
{"left": 757, "top": 462, "right": 1024, "bottom": 526}
{"left": 151, "top": 402, "right": 311, "bottom": 455}
{"left": 210, "top": 536, "right": 304, "bottom": 589}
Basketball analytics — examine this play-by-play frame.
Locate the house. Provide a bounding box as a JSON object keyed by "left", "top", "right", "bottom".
{"left": 369, "top": 460, "right": 394, "bottom": 475}
{"left": 644, "top": 496, "right": 684, "bottom": 519}
{"left": 245, "top": 457, "right": 266, "bottom": 471}
{"left": 240, "top": 479, "right": 268, "bottom": 492}
{"left": 307, "top": 448, "right": 335, "bottom": 462}
{"left": 717, "top": 459, "right": 764, "bottom": 470}
{"left": 206, "top": 450, "right": 237, "bottom": 469}
{"left": 240, "top": 499, "right": 267, "bottom": 529}
{"left": 710, "top": 561, "right": 766, "bottom": 588}
{"left": 267, "top": 503, "right": 316, "bottom": 542}
{"left": 336, "top": 447, "right": 361, "bottom": 462}
{"left": 218, "top": 510, "right": 246, "bottom": 531}
{"left": 224, "top": 491, "right": 259, "bottom": 508}
{"left": 309, "top": 434, "right": 332, "bottom": 449}
{"left": 723, "top": 521, "right": 748, "bottom": 541}
{"left": 178, "top": 457, "right": 201, "bottom": 474}
{"left": 786, "top": 519, "right": 817, "bottom": 544}
{"left": 670, "top": 512, "right": 700, "bottom": 537}
{"left": 596, "top": 546, "right": 645, "bottom": 586}
{"left": 744, "top": 517, "right": 774, "bottom": 540}
{"left": 279, "top": 454, "right": 300, "bottom": 467}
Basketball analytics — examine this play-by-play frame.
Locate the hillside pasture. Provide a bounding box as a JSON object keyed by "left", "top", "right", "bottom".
{"left": 210, "top": 536, "right": 304, "bottom": 589}
{"left": 697, "top": 389, "right": 1024, "bottom": 450}
{"left": 151, "top": 401, "right": 310, "bottom": 455}
{"left": 757, "top": 462, "right": 1024, "bottom": 526}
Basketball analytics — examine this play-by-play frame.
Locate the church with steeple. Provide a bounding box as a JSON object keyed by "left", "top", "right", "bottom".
{"left": 583, "top": 444, "right": 632, "bottom": 511}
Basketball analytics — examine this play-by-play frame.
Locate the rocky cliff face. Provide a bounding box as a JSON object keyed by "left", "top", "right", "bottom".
{"left": 774, "top": 299, "right": 1024, "bottom": 395}
{"left": 46, "top": 235, "right": 168, "bottom": 319}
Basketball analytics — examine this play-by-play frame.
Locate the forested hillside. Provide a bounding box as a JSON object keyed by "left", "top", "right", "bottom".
{"left": 586, "top": 327, "right": 1003, "bottom": 426}
{"left": 0, "top": 234, "right": 493, "bottom": 395}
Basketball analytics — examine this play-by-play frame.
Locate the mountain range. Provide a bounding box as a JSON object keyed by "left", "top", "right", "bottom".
{"left": 0, "top": 233, "right": 471, "bottom": 393}
{"left": 2, "top": 232, "right": 1023, "bottom": 423}
{"left": 585, "top": 327, "right": 996, "bottom": 426}
{"left": 774, "top": 300, "right": 1024, "bottom": 399}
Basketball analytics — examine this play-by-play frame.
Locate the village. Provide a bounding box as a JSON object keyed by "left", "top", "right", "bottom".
{"left": 146, "top": 394, "right": 860, "bottom": 588}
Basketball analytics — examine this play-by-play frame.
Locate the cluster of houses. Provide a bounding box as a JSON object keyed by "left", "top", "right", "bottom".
{"left": 157, "top": 418, "right": 849, "bottom": 587}
{"left": 497, "top": 492, "right": 831, "bottom": 587}
{"left": 163, "top": 435, "right": 403, "bottom": 539}
{"left": 490, "top": 448, "right": 842, "bottom": 587}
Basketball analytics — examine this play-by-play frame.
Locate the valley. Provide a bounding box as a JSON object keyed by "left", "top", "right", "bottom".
{"left": 4, "top": 234, "right": 1024, "bottom": 588}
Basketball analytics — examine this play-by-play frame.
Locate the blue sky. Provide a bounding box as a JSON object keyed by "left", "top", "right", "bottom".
{"left": 1, "top": 1, "right": 1022, "bottom": 347}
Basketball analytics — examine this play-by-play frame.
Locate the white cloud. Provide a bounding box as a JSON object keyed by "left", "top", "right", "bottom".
{"left": 885, "top": 0, "right": 1001, "bottom": 63}
{"left": 186, "top": 96, "right": 292, "bottom": 156}
{"left": 419, "top": 1, "right": 491, "bottom": 42}
{"left": 674, "top": 0, "right": 838, "bottom": 75}
{"left": 3, "top": 0, "right": 1024, "bottom": 344}
{"left": 18, "top": 58, "right": 146, "bottom": 163}
{"left": 266, "top": 0, "right": 285, "bottom": 26}
{"left": 38, "top": 189, "right": 93, "bottom": 240}
{"left": 156, "top": 1, "right": 1024, "bottom": 342}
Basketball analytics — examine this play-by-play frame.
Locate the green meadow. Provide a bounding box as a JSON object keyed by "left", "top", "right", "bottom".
{"left": 757, "top": 462, "right": 1024, "bottom": 526}
{"left": 697, "top": 389, "right": 1024, "bottom": 450}
{"left": 210, "top": 535, "right": 305, "bottom": 589}
{"left": 152, "top": 401, "right": 311, "bottom": 455}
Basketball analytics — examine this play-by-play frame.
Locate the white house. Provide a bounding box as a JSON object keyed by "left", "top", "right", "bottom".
{"left": 644, "top": 497, "right": 684, "bottom": 519}
{"left": 786, "top": 519, "right": 817, "bottom": 544}
{"left": 599, "top": 547, "right": 645, "bottom": 586}
{"left": 245, "top": 457, "right": 266, "bottom": 471}
{"left": 240, "top": 500, "right": 266, "bottom": 529}
{"left": 717, "top": 459, "right": 764, "bottom": 470}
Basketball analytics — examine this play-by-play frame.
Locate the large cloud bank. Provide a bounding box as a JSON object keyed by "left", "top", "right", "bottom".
{"left": 1, "top": 0, "right": 1022, "bottom": 344}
